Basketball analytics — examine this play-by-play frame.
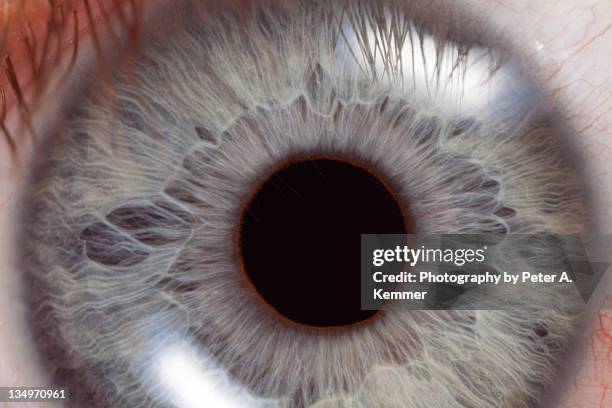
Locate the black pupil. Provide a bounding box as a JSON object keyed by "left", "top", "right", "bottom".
{"left": 239, "top": 159, "right": 407, "bottom": 327}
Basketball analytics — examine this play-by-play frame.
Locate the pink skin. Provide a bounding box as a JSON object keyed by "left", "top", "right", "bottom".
{"left": 0, "top": 0, "right": 610, "bottom": 407}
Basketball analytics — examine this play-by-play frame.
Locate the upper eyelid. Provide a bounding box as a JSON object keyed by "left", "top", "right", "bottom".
{"left": 0, "top": 0, "right": 143, "bottom": 157}
{"left": 1, "top": 1, "right": 84, "bottom": 109}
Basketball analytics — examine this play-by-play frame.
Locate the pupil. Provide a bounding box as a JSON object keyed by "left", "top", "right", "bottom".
{"left": 239, "top": 159, "right": 407, "bottom": 327}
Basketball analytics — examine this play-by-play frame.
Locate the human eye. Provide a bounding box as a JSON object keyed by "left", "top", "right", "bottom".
{"left": 0, "top": 1, "right": 610, "bottom": 407}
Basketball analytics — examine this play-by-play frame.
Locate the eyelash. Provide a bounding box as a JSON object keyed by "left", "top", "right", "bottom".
{"left": 0, "top": 0, "right": 143, "bottom": 158}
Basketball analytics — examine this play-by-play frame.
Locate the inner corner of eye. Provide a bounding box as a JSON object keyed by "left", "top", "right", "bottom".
{"left": 16, "top": 0, "right": 595, "bottom": 407}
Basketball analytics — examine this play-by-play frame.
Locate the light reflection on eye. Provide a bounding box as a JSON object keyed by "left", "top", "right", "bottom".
{"left": 154, "top": 342, "right": 269, "bottom": 408}
{"left": 0, "top": 1, "right": 610, "bottom": 408}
